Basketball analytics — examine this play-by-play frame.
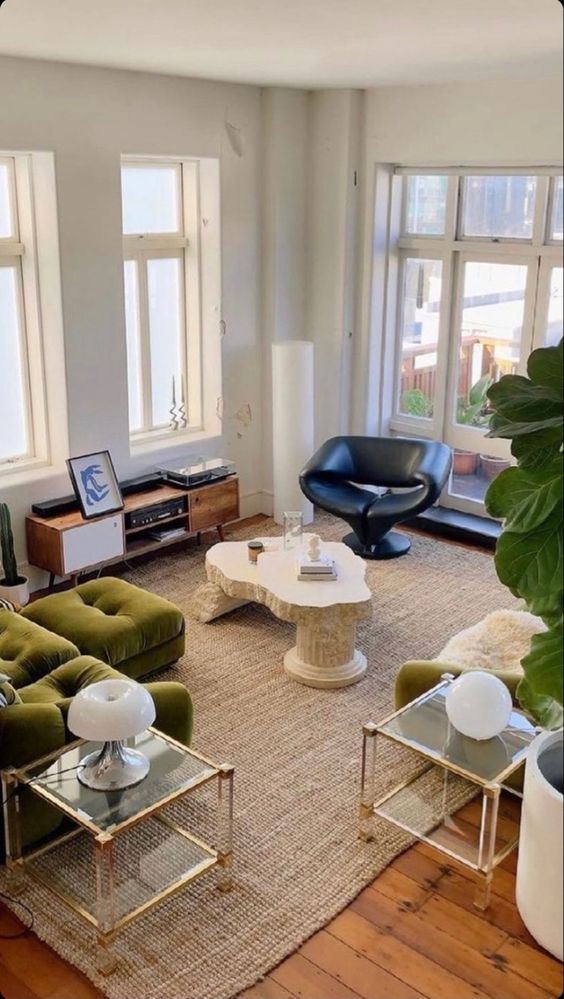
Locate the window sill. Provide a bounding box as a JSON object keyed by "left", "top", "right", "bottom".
{"left": 0, "top": 457, "right": 62, "bottom": 488}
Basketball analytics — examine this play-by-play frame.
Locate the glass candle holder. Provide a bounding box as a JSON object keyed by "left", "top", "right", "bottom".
{"left": 283, "top": 511, "right": 303, "bottom": 551}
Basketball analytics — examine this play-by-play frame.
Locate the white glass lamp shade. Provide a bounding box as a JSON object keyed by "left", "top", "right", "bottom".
{"left": 68, "top": 679, "right": 156, "bottom": 741}
{"left": 445, "top": 671, "right": 513, "bottom": 741}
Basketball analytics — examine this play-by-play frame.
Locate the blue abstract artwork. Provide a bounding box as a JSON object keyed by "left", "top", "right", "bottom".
{"left": 80, "top": 464, "right": 111, "bottom": 507}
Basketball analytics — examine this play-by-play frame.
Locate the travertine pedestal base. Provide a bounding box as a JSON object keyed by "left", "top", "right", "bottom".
{"left": 193, "top": 539, "right": 372, "bottom": 689}
{"left": 284, "top": 621, "right": 367, "bottom": 688}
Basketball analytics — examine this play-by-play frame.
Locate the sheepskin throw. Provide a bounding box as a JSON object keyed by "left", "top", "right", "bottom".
{"left": 436, "top": 609, "right": 546, "bottom": 675}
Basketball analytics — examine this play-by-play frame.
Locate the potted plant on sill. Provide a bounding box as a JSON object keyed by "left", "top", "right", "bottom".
{"left": 0, "top": 502, "right": 29, "bottom": 606}
{"left": 485, "top": 337, "right": 563, "bottom": 960}
{"left": 454, "top": 373, "right": 493, "bottom": 475}
{"left": 479, "top": 453, "right": 512, "bottom": 481}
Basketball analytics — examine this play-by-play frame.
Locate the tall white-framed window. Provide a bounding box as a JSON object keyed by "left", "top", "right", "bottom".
{"left": 384, "top": 168, "right": 563, "bottom": 516}
{"left": 121, "top": 156, "right": 221, "bottom": 447}
{"left": 0, "top": 154, "right": 59, "bottom": 473}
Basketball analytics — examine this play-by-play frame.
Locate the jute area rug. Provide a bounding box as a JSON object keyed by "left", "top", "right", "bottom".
{"left": 5, "top": 515, "right": 516, "bottom": 999}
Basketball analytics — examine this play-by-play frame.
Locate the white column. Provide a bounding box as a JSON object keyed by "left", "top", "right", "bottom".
{"left": 272, "top": 340, "right": 314, "bottom": 525}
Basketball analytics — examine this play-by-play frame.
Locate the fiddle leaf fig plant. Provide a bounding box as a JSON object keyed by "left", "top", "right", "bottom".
{"left": 485, "top": 338, "right": 563, "bottom": 728}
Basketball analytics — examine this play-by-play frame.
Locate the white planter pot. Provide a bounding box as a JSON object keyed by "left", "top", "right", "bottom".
{"left": 516, "top": 729, "right": 563, "bottom": 959}
{"left": 0, "top": 577, "right": 30, "bottom": 606}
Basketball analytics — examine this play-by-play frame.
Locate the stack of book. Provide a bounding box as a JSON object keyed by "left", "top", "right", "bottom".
{"left": 297, "top": 554, "right": 337, "bottom": 582}
{"left": 146, "top": 525, "right": 187, "bottom": 543}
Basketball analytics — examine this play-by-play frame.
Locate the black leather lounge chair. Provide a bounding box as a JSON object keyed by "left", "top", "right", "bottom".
{"left": 299, "top": 436, "right": 452, "bottom": 559}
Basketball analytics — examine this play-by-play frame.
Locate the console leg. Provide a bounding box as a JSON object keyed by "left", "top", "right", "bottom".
{"left": 217, "top": 524, "right": 225, "bottom": 542}
{"left": 48, "top": 572, "right": 55, "bottom": 593}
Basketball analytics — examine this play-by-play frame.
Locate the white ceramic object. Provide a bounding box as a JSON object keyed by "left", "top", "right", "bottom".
{"left": 445, "top": 671, "right": 513, "bottom": 740}
{"left": 0, "top": 577, "right": 30, "bottom": 606}
{"left": 517, "top": 729, "right": 563, "bottom": 960}
{"left": 68, "top": 678, "right": 156, "bottom": 740}
{"left": 272, "top": 341, "right": 314, "bottom": 525}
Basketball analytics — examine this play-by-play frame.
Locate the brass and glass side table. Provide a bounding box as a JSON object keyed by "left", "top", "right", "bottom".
{"left": 359, "top": 675, "right": 538, "bottom": 910}
{"left": 1, "top": 729, "right": 234, "bottom": 973}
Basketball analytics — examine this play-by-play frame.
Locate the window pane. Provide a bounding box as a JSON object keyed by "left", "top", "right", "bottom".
{"left": 450, "top": 451, "right": 512, "bottom": 506}
{"left": 121, "top": 165, "right": 180, "bottom": 235}
{"left": 398, "top": 258, "right": 442, "bottom": 418}
{"left": 462, "top": 176, "right": 536, "bottom": 240}
{"left": 123, "top": 260, "right": 143, "bottom": 432}
{"left": 550, "top": 177, "right": 563, "bottom": 241}
{"left": 0, "top": 266, "right": 29, "bottom": 460}
{"left": 546, "top": 267, "right": 563, "bottom": 347}
{"left": 0, "top": 163, "right": 13, "bottom": 239}
{"left": 454, "top": 261, "right": 527, "bottom": 428}
{"left": 405, "top": 176, "right": 447, "bottom": 235}
{"left": 147, "top": 257, "right": 184, "bottom": 427}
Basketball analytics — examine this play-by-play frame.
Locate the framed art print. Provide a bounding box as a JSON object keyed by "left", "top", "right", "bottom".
{"left": 67, "top": 451, "right": 124, "bottom": 520}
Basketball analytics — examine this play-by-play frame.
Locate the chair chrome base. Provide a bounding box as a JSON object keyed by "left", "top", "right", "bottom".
{"left": 343, "top": 530, "right": 411, "bottom": 560}
{"left": 77, "top": 741, "right": 150, "bottom": 790}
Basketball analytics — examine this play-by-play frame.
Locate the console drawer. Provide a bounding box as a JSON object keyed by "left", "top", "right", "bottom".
{"left": 189, "top": 479, "right": 239, "bottom": 531}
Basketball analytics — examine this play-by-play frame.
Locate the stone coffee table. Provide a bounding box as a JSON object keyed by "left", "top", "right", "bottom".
{"left": 192, "top": 538, "right": 372, "bottom": 688}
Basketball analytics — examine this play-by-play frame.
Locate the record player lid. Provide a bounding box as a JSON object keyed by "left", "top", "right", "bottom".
{"left": 158, "top": 458, "right": 234, "bottom": 476}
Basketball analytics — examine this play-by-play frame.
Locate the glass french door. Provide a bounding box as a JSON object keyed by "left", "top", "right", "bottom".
{"left": 389, "top": 171, "right": 564, "bottom": 518}
{"left": 441, "top": 254, "right": 538, "bottom": 513}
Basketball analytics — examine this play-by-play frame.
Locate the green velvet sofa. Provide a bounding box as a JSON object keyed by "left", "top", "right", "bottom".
{"left": 0, "top": 655, "right": 193, "bottom": 859}
{"left": 21, "top": 577, "right": 185, "bottom": 680}
{"left": 0, "top": 576, "right": 189, "bottom": 859}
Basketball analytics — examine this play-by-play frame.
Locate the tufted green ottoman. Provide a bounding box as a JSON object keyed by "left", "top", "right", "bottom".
{"left": 22, "top": 578, "right": 185, "bottom": 680}
{"left": 0, "top": 655, "right": 193, "bottom": 858}
{"left": 0, "top": 608, "right": 79, "bottom": 688}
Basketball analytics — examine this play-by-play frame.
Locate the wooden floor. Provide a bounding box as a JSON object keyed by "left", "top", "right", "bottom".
{"left": 1, "top": 793, "right": 562, "bottom": 998}
{"left": 1, "top": 522, "right": 562, "bottom": 999}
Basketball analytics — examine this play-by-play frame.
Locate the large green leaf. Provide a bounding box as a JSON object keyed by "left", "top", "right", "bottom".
{"left": 527, "top": 339, "right": 564, "bottom": 396}
{"left": 510, "top": 428, "right": 563, "bottom": 470}
{"left": 488, "top": 411, "right": 562, "bottom": 438}
{"left": 485, "top": 460, "right": 563, "bottom": 530}
{"left": 484, "top": 340, "right": 563, "bottom": 726}
{"left": 487, "top": 376, "right": 562, "bottom": 435}
{"left": 469, "top": 373, "right": 492, "bottom": 406}
{"left": 517, "top": 619, "right": 564, "bottom": 729}
{"left": 494, "top": 506, "right": 563, "bottom": 618}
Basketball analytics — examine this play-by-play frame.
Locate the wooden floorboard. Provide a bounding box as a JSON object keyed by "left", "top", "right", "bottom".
{"left": 1, "top": 835, "right": 561, "bottom": 999}
{"left": 2, "top": 522, "right": 562, "bottom": 999}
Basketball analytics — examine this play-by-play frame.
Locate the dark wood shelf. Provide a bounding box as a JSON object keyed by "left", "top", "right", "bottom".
{"left": 125, "top": 531, "right": 192, "bottom": 557}
{"left": 125, "top": 512, "right": 189, "bottom": 536}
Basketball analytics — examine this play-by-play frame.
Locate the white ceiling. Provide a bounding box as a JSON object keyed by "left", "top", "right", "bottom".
{"left": 0, "top": 0, "right": 561, "bottom": 89}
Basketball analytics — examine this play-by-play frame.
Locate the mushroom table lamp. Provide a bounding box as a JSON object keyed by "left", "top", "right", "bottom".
{"left": 68, "top": 679, "right": 156, "bottom": 790}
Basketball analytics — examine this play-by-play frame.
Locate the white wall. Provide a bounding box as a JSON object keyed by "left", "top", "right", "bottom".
{"left": 363, "top": 76, "right": 563, "bottom": 167}
{"left": 0, "top": 58, "right": 561, "bottom": 582}
{"left": 352, "top": 74, "right": 564, "bottom": 434}
{"left": 0, "top": 55, "right": 263, "bottom": 582}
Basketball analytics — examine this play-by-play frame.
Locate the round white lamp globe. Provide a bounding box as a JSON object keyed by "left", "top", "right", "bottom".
{"left": 445, "top": 671, "right": 513, "bottom": 741}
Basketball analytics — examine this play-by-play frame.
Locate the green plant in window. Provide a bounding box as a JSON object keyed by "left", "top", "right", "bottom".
{"left": 402, "top": 388, "right": 433, "bottom": 418}
{"left": 456, "top": 373, "right": 493, "bottom": 426}
{"left": 485, "top": 338, "right": 563, "bottom": 728}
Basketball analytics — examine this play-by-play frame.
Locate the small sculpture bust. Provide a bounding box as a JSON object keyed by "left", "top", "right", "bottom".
{"left": 307, "top": 534, "right": 321, "bottom": 562}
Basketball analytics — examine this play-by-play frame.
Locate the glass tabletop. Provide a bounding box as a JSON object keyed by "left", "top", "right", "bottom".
{"left": 17, "top": 729, "right": 218, "bottom": 835}
{"left": 378, "top": 680, "right": 538, "bottom": 784}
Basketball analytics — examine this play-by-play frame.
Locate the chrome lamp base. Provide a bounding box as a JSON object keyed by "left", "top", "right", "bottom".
{"left": 77, "top": 741, "right": 150, "bottom": 790}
